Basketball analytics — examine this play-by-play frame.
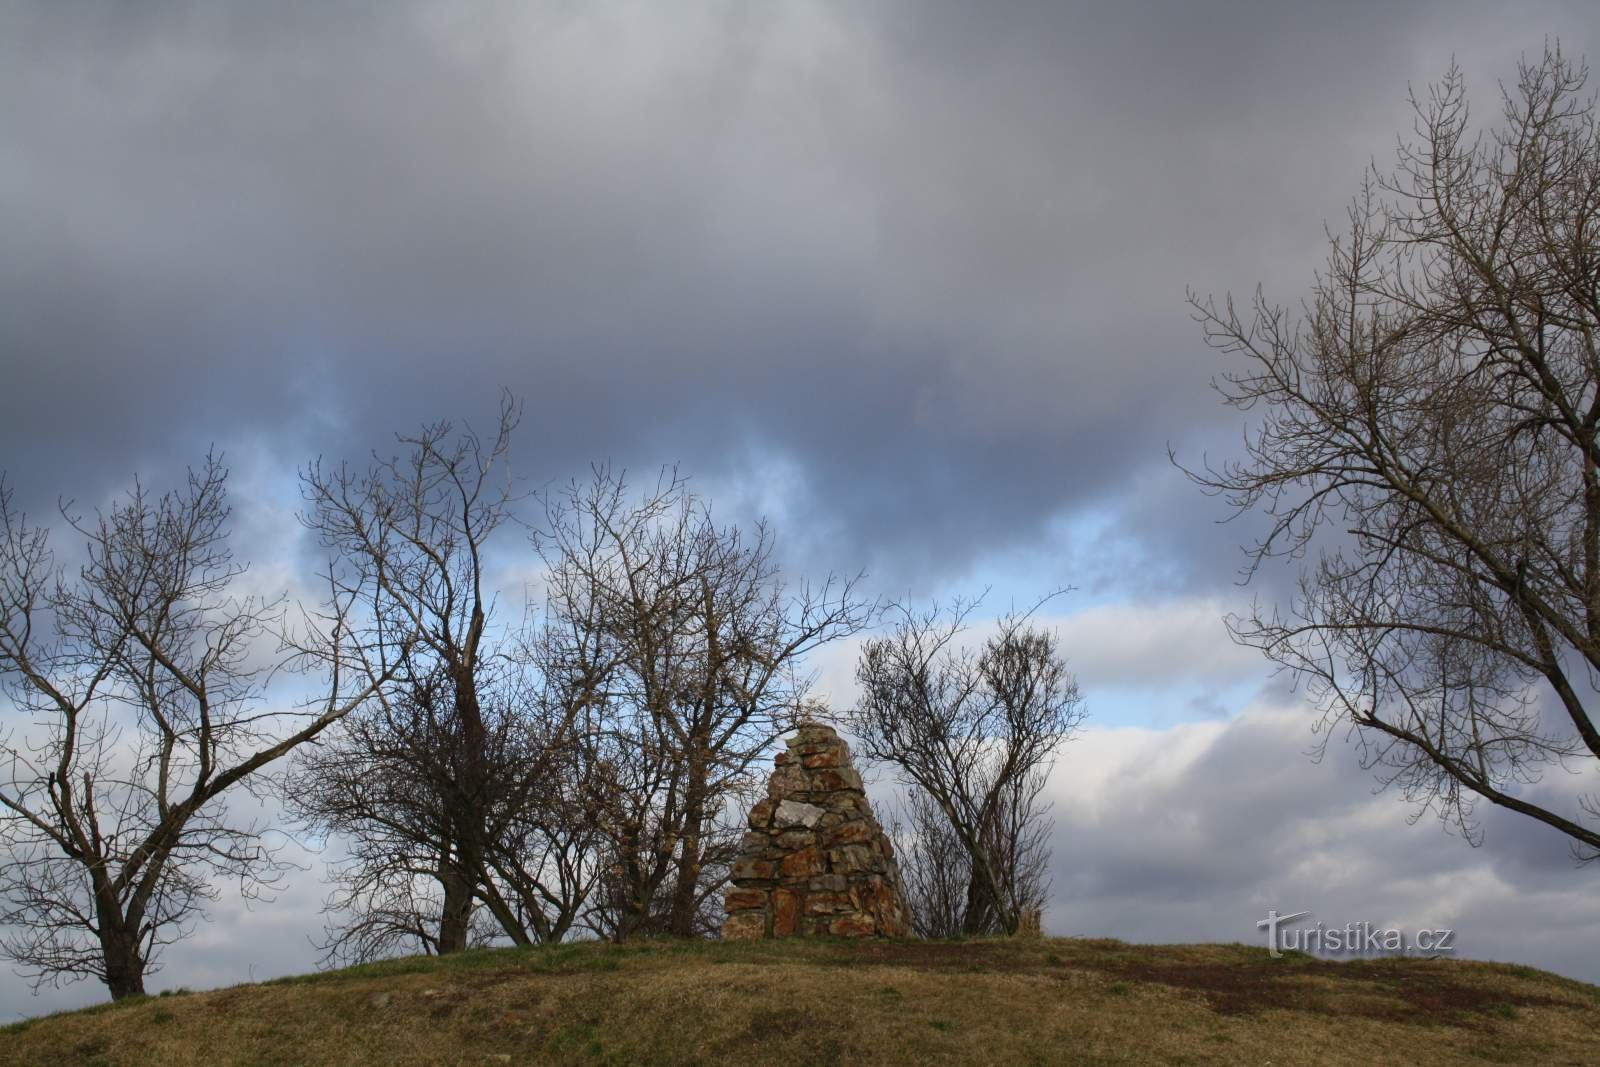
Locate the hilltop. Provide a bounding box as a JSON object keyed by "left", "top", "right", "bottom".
{"left": 3, "top": 937, "right": 1596, "bottom": 1066}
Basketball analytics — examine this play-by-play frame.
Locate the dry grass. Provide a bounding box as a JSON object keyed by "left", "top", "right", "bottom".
{"left": 3, "top": 938, "right": 1596, "bottom": 1066}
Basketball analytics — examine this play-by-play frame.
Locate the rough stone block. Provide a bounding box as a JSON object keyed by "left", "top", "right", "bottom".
{"left": 803, "top": 892, "right": 855, "bottom": 915}
{"left": 768, "top": 766, "right": 807, "bottom": 798}
{"left": 776, "top": 830, "right": 815, "bottom": 850}
{"left": 723, "top": 910, "right": 767, "bottom": 940}
{"left": 793, "top": 724, "right": 840, "bottom": 745}
{"left": 827, "top": 844, "right": 877, "bottom": 873}
{"left": 774, "top": 800, "right": 825, "bottom": 828}
{"left": 822, "top": 820, "right": 875, "bottom": 846}
{"left": 828, "top": 914, "right": 877, "bottom": 938}
{"left": 772, "top": 888, "right": 800, "bottom": 937}
{"left": 779, "top": 846, "right": 824, "bottom": 879}
{"left": 820, "top": 791, "right": 869, "bottom": 816}
{"left": 731, "top": 856, "right": 778, "bottom": 882}
{"left": 808, "top": 767, "right": 864, "bottom": 793}
{"left": 724, "top": 888, "right": 769, "bottom": 911}
{"left": 801, "top": 748, "right": 843, "bottom": 769}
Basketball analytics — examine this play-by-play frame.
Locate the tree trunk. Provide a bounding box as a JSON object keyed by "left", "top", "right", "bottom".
{"left": 94, "top": 877, "right": 148, "bottom": 1001}
{"left": 476, "top": 878, "right": 536, "bottom": 947}
{"left": 666, "top": 744, "right": 708, "bottom": 937}
{"left": 439, "top": 658, "right": 487, "bottom": 955}
{"left": 961, "top": 874, "right": 991, "bottom": 937}
{"left": 613, "top": 846, "right": 662, "bottom": 941}
{"left": 101, "top": 927, "right": 147, "bottom": 1001}
{"left": 437, "top": 854, "right": 474, "bottom": 955}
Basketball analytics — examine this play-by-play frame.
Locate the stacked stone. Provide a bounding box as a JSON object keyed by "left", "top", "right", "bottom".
{"left": 722, "top": 722, "right": 910, "bottom": 940}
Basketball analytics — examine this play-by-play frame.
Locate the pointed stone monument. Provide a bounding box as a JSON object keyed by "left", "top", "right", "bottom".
{"left": 722, "top": 722, "right": 910, "bottom": 939}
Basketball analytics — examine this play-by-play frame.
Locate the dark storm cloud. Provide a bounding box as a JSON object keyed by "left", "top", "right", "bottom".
{"left": 8, "top": 0, "right": 1594, "bottom": 589}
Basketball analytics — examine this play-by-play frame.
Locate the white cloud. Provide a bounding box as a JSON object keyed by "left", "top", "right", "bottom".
{"left": 1041, "top": 703, "right": 1600, "bottom": 984}
{"left": 1040, "top": 599, "right": 1264, "bottom": 692}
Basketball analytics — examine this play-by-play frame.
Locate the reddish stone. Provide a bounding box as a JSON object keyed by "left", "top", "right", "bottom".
{"left": 767, "top": 766, "right": 806, "bottom": 798}
{"left": 822, "top": 820, "right": 874, "bottom": 846}
{"left": 774, "top": 751, "right": 791, "bottom": 766}
{"left": 808, "top": 768, "right": 864, "bottom": 793}
{"left": 772, "top": 889, "right": 800, "bottom": 937}
{"left": 779, "top": 846, "right": 823, "bottom": 879}
{"left": 724, "top": 888, "right": 769, "bottom": 911}
{"left": 731, "top": 856, "right": 778, "bottom": 882}
{"left": 747, "top": 799, "right": 775, "bottom": 827}
{"left": 800, "top": 749, "right": 843, "bottom": 769}
{"left": 856, "top": 878, "right": 908, "bottom": 933}
{"left": 828, "top": 914, "right": 877, "bottom": 938}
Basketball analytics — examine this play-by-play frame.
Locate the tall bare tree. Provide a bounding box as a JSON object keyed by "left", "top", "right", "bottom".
{"left": 848, "top": 601, "right": 1083, "bottom": 936}
{"left": 294, "top": 396, "right": 592, "bottom": 954}
{"left": 1186, "top": 44, "right": 1600, "bottom": 859}
{"left": 537, "top": 467, "right": 873, "bottom": 939}
{"left": 0, "top": 458, "right": 386, "bottom": 1000}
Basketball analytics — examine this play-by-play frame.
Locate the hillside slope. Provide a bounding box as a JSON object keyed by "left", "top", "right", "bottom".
{"left": 3, "top": 938, "right": 1596, "bottom": 1066}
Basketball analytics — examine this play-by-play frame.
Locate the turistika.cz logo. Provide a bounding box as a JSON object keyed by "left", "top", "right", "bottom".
{"left": 1256, "top": 910, "right": 1456, "bottom": 959}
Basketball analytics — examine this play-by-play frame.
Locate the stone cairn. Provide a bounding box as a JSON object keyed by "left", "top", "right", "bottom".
{"left": 722, "top": 722, "right": 910, "bottom": 939}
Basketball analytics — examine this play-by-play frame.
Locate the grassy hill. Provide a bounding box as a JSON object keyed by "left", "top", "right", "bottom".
{"left": 3, "top": 937, "right": 1596, "bottom": 1066}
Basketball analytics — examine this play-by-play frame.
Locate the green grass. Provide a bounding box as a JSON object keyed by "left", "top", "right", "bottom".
{"left": 3, "top": 937, "right": 1596, "bottom": 1066}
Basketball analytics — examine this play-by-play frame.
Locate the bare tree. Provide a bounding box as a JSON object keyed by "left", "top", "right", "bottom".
{"left": 890, "top": 790, "right": 971, "bottom": 939}
{"left": 848, "top": 600, "right": 1083, "bottom": 936}
{"left": 289, "top": 675, "right": 486, "bottom": 965}
{"left": 291, "top": 663, "right": 597, "bottom": 965}
{"left": 1185, "top": 44, "right": 1600, "bottom": 859}
{"left": 293, "top": 397, "right": 593, "bottom": 955}
{"left": 537, "top": 467, "right": 872, "bottom": 939}
{"left": 0, "top": 458, "right": 386, "bottom": 1000}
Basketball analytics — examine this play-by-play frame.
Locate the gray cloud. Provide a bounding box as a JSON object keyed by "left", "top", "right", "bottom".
{"left": 7, "top": 1, "right": 1593, "bottom": 588}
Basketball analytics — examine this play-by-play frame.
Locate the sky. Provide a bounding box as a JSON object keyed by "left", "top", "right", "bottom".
{"left": 3, "top": 0, "right": 1599, "bottom": 1019}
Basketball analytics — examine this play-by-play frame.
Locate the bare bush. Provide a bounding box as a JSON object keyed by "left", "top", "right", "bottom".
{"left": 848, "top": 600, "right": 1083, "bottom": 935}
{"left": 891, "top": 790, "right": 971, "bottom": 939}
